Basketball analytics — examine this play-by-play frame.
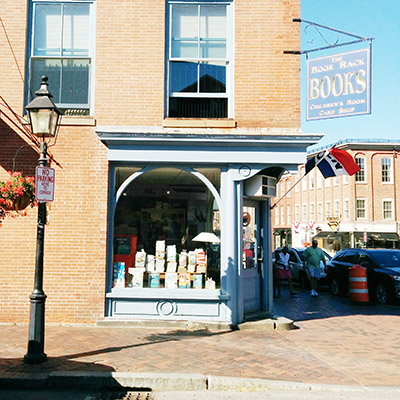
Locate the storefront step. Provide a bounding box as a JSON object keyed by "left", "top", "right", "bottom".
{"left": 237, "top": 316, "right": 294, "bottom": 332}
{"left": 96, "top": 315, "right": 294, "bottom": 332}
{"left": 96, "top": 319, "right": 233, "bottom": 332}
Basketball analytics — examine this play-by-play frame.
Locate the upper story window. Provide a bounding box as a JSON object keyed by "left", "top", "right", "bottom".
{"left": 381, "top": 158, "right": 393, "bottom": 183}
{"left": 287, "top": 205, "right": 291, "bottom": 224}
{"left": 356, "top": 198, "right": 366, "bottom": 219}
{"left": 309, "top": 173, "right": 314, "bottom": 190}
{"left": 317, "top": 202, "right": 322, "bottom": 221}
{"left": 166, "top": 1, "right": 232, "bottom": 118}
{"left": 355, "top": 157, "right": 366, "bottom": 182}
{"left": 343, "top": 199, "right": 349, "bottom": 220}
{"left": 295, "top": 204, "right": 300, "bottom": 221}
{"left": 334, "top": 200, "right": 340, "bottom": 218}
{"left": 302, "top": 203, "right": 307, "bottom": 222}
{"left": 310, "top": 202, "right": 315, "bottom": 221}
{"left": 27, "top": 1, "right": 95, "bottom": 116}
{"left": 325, "top": 201, "right": 331, "bottom": 219}
{"left": 383, "top": 199, "right": 393, "bottom": 220}
{"left": 301, "top": 168, "right": 307, "bottom": 191}
{"left": 316, "top": 170, "right": 322, "bottom": 188}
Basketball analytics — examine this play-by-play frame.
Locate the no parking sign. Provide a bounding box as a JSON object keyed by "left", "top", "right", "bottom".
{"left": 35, "top": 166, "right": 55, "bottom": 202}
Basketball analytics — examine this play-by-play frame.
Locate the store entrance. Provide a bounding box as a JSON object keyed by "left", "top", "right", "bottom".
{"left": 242, "top": 201, "right": 262, "bottom": 314}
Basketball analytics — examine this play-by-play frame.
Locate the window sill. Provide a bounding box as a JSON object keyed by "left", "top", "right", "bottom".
{"left": 60, "top": 116, "right": 96, "bottom": 126}
{"left": 163, "top": 118, "right": 236, "bottom": 128}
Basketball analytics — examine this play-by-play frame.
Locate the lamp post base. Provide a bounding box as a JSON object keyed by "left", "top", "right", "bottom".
{"left": 23, "top": 292, "right": 47, "bottom": 364}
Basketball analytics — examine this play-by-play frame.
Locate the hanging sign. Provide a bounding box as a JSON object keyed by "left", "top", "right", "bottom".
{"left": 35, "top": 166, "right": 55, "bottom": 202}
{"left": 306, "top": 48, "right": 371, "bottom": 120}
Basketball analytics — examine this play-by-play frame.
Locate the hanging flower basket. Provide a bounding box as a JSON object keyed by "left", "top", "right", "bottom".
{"left": 0, "top": 172, "right": 36, "bottom": 215}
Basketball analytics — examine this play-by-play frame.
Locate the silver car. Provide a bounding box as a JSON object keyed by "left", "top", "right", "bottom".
{"left": 273, "top": 247, "right": 331, "bottom": 289}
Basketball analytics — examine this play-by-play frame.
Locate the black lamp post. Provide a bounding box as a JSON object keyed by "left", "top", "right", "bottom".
{"left": 23, "top": 76, "right": 61, "bottom": 364}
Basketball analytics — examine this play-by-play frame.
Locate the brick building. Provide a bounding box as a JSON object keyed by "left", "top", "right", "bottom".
{"left": 0, "top": 0, "right": 320, "bottom": 325}
{"left": 273, "top": 139, "right": 400, "bottom": 254}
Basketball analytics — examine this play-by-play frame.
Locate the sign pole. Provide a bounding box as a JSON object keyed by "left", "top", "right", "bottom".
{"left": 24, "top": 141, "right": 48, "bottom": 364}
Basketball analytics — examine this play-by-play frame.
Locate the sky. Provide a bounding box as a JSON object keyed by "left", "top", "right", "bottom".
{"left": 300, "top": 0, "right": 400, "bottom": 150}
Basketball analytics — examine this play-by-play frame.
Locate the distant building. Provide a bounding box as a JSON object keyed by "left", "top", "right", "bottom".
{"left": 273, "top": 139, "right": 400, "bottom": 253}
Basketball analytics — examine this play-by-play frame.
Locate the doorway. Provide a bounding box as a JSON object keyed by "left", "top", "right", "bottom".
{"left": 242, "top": 201, "right": 262, "bottom": 314}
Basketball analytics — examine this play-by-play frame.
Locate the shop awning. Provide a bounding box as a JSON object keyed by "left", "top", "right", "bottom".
{"left": 355, "top": 232, "right": 399, "bottom": 241}
{"left": 313, "top": 231, "right": 347, "bottom": 240}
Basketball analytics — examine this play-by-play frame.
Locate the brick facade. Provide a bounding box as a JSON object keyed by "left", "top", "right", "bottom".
{"left": 0, "top": 0, "right": 301, "bottom": 324}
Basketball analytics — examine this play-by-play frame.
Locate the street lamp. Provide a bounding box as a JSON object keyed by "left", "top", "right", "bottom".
{"left": 23, "top": 76, "right": 61, "bottom": 364}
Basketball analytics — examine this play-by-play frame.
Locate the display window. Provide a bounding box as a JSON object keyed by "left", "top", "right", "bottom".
{"left": 112, "top": 167, "right": 221, "bottom": 290}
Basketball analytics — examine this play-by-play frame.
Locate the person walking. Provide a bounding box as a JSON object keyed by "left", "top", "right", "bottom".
{"left": 303, "top": 239, "right": 327, "bottom": 297}
{"left": 274, "top": 246, "right": 296, "bottom": 297}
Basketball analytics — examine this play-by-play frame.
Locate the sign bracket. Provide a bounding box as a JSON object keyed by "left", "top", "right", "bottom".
{"left": 284, "top": 19, "right": 374, "bottom": 56}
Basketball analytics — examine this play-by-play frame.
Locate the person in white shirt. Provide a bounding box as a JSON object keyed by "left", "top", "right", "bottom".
{"left": 274, "top": 246, "right": 296, "bottom": 297}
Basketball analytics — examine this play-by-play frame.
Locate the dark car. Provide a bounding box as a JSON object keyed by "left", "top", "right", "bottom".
{"left": 273, "top": 247, "right": 332, "bottom": 289}
{"left": 327, "top": 248, "right": 400, "bottom": 304}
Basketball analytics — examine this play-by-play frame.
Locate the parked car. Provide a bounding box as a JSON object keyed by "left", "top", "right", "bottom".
{"left": 326, "top": 248, "right": 400, "bottom": 304}
{"left": 273, "top": 247, "right": 332, "bottom": 289}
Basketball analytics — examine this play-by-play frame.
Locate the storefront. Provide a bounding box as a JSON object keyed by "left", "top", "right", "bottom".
{"left": 97, "top": 129, "right": 317, "bottom": 325}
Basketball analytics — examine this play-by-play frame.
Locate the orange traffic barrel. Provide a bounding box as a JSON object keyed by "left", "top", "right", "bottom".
{"left": 349, "top": 264, "right": 369, "bottom": 302}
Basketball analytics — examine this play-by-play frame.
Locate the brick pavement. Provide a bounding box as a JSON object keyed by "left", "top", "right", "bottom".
{"left": 0, "top": 287, "right": 399, "bottom": 388}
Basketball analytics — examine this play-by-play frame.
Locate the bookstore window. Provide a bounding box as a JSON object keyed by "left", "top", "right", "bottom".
{"left": 27, "top": 1, "right": 95, "bottom": 116}
{"left": 112, "top": 167, "right": 221, "bottom": 290}
{"left": 166, "top": 1, "right": 232, "bottom": 118}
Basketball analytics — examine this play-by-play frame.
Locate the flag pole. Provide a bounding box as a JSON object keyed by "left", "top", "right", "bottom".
{"left": 271, "top": 171, "right": 308, "bottom": 210}
{"left": 271, "top": 140, "right": 344, "bottom": 210}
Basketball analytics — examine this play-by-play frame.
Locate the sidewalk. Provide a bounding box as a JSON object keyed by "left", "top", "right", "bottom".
{"left": 1, "top": 287, "right": 400, "bottom": 392}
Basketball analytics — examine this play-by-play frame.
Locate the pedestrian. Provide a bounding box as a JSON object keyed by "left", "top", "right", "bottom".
{"left": 273, "top": 246, "right": 296, "bottom": 297}
{"left": 303, "top": 239, "right": 327, "bottom": 297}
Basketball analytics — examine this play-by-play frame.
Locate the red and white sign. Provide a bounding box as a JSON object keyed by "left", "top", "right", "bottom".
{"left": 35, "top": 166, "right": 55, "bottom": 202}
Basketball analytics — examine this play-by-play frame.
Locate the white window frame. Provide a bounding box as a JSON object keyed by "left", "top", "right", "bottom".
{"left": 301, "top": 169, "right": 307, "bottom": 191}
{"left": 295, "top": 204, "right": 300, "bottom": 221}
{"left": 325, "top": 200, "right": 331, "bottom": 219}
{"left": 382, "top": 199, "right": 394, "bottom": 220}
{"left": 356, "top": 198, "right": 367, "bottom": 219}
{"left": 355, "top": 157, "right": 366, "bottom": 183}
{"left": 325, "top": 177, "right": 331, "bottom": 187}
{"left": 302, "top": 203, "right": 307, "bottom": 222}
{"left": 334, "top": 200, "right": 340, "bottom": 218}
{"left": 381, "top": 158, "right": 393, "bottom": 184}
{"left": 280, "top": 206, "right": 285, "bottom": 225}
{"left": 287, "top": 204, "right": 291, "bottom": 224}
{"left": 309, "top": 173, "right": 315, "bottom": 189}
{"left": 343, "top": 198, "right": 349, "bottom": 220}
{"left": 343, "top": 174, "right": 349, "bottom": 185}
{"left": 317, "top": 202, "right": 322, "bottom": 221}
{"left": 310, "top": 202, "right": 315, "bottom": 221}
{"left": 166, "top": 1, "right": 233, "bottom": 118}
{"left": 28, "top": 0, "right": 96, "bottom": 115}
{"left": 316, "top": 170, "right": 322, "bottom": 188}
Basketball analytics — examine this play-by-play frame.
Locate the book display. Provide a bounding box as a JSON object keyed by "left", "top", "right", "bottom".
{"left": 113, "top": 262, "right": 125, "bottom": 288}
{"left": 113, "top": 236, "right": 216, "bottom": 289}
{"left": 113, "top": 201, "right": 220, "bottom": 290}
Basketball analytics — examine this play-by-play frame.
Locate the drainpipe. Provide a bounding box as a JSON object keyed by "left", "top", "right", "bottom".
{"left": 353, "top": 151, "right": 366, "bottom": 245}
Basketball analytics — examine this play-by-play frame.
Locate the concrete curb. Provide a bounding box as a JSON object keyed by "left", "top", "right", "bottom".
{"left": 1, "top": 372, "right": 399, "bottom": 393}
